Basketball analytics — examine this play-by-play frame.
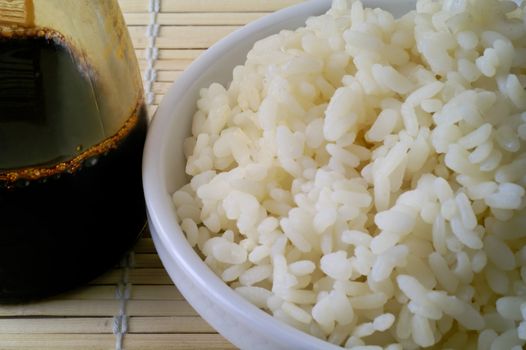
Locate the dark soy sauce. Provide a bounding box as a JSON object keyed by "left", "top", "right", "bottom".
{"left": 0, "top": 33, "right": 147, "bottom": 302}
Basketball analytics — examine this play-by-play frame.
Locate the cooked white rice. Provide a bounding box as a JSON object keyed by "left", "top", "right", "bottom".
{"left": 172, "top": 0, "right": 526, "bottom": 348}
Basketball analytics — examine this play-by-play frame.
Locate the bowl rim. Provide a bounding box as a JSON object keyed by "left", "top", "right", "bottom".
{"left": 142, "top": 0, "right": 341, "bottom": 348}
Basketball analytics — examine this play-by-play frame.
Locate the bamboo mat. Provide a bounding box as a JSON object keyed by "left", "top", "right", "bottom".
{"left": 0, "top": 1, "right": 303, "bottom": 349}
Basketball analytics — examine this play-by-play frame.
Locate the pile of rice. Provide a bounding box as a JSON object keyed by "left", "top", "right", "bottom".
{"left": 172, "top": 0, "right": 526, "bottom": 348}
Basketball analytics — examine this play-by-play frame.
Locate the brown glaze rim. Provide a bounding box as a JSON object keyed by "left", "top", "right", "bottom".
{"left": 0, "top": 102, "right": 144, "bottom": 184}
{"left": 0, "top": 26, "right": 66, "bottom": 43}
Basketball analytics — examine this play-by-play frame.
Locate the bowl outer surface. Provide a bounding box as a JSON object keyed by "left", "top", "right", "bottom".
{"left": 143, "top": 1, "right": 415, "bottom": 349}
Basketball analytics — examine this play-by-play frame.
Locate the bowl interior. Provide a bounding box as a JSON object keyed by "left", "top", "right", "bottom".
{"left": 156, "top": 0, "right": 416, "bottom": 194}
{"left": 157, "top": 2, "right": 325, "bottom": 195}
{"left": 144, "top": 0, "right": 417, "bottom": 348}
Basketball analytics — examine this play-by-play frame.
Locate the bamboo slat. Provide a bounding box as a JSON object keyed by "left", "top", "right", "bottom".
{"left": 133, "top": 253, "right": 163, "bottom": 268}
{"left": 128, "top": 316, "right": 214, "bottom": 333}
{"left": 0, "top": 300, "right": 120, "bottom": 317}
{"left": 118, "top": 0, "right": 302, "bottom": 13}
{"left": 90, "top": 268, "right": 172, "bottom": 285}
{"left": 0, "top": 334, "right": 116, "bottom": 350}
{"left": 124, "top": 12, "right": 266, "bottom": 25}
{"left": 0, "top": 300, "right": 196, "bottom": 317}
{"left": 127, "top": 268, "right": 173, "bottom": 285}
{"left": 0, "top": 316, "right": 214, "bottom": 335}
{"left": 126, "top": 300, "right": 198, "bottom": 316}
{"left": 58, "top": 286, "right": 118, "bottom": 300}
{"left": 152, "top": 82, "right": 176, "bottom": 94}
{"left": 0, "top": 318, "right": 114, "bottom": 334}
{"left": 123, "top": 334, "right": 236, "bottom": 350}
{"left": 129, "top": 26, "right": 238, "bottom": 49}
{"left": 154, "top": 71, "right": 183, "bottom": 82}
{"left": 130, "top": 285, "right": 183, "bottom": 300}
{"left": 138, "top": 60, "right": 190, "bottom": 71}
{"left": 0, "top": 334, "right": 235, "bottom": 350}
{"left": 58, "top": 285, "right": 182, "bottom": 300}
{"left": 134, "top": 49, "right": 204, "bottom": 60}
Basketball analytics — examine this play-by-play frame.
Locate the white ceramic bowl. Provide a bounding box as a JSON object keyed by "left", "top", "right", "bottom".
{"left": 143, "top": 1, "right": 415, "bottom": 349}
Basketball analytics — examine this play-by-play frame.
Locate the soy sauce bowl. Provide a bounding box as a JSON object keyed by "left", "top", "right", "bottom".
{"left": 142, "top": 1, "right": 414, "bottom": 348}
